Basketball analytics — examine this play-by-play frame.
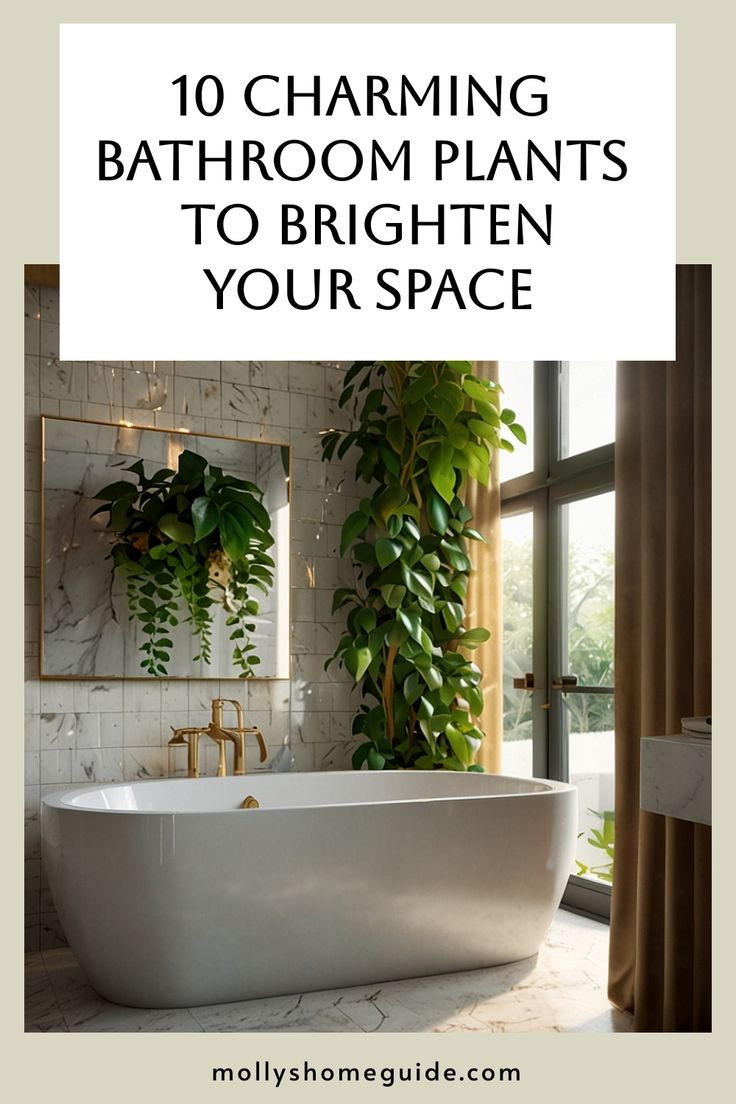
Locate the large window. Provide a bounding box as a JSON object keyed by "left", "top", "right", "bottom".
{"left": 500, "top": 363, "right": 615, "bottom": 919}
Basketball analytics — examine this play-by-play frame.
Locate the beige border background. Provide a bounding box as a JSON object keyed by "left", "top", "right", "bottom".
{"left": 1, "top": 1, "right": 732, "bottom": 1100}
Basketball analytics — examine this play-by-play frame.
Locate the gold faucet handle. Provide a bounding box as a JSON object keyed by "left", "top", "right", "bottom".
{"left": 245, "top": 726, "right": 268, "bottom": 764}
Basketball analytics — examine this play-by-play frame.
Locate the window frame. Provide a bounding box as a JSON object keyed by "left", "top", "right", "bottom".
{"left": 500, "top": 362, "right": 615, "bottom": 921}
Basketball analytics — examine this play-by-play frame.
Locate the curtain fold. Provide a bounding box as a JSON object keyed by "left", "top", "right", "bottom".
{"left": 466, "top": 360, "right": 503, "bottom": 773}
{"left": 608, "top": 265, "right": 712, "bottom": 1032}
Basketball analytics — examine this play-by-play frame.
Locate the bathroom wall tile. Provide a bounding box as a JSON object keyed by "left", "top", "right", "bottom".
{"left": 24, "top": 447, "right": 41, "bottom": 492}
{"left": 185, "top": 708, "right": 211, "bottom": 731}
{"left": 293, "top": 488, "right": 327, "bottom": 523}
{"left": 289, "top": 742, "right": 315, "bottom": 771}
{"left": 40, "top": 358, "right": 86, "bottom": 400}
{"left": 39, "top": 286, "right": 59, "bottom": 323}
{"left": 288, "top": 392, "right": 309, "bottom": 429}
{"left": 81, "top": 401, "right": 117, "bottom": 424}
{"left": 174, "top": 375, "right": 221, "bottom": 418}
{"left": 40, "top": 322, "right": 60, "bottom": 361}
{"left": 26, "top": 301, "right": 42, "bottom": 350}
{"left": 87, "top": 681, "right": 124, "bottom": 712}
{"left": 167, "top": 412, "right": 206, "bottom": 434}
{"left": 40, "top": 781, "right": 95, "bottom": 800}
{"left": 123, "top": 712, "right": 162, "bottom": 747}
{"left": 234, "top": 419, "right": 262, "bottom": 442}
{"left": 246, "top": 679, "right": 290, "bottom": 714}
{"left": 161, "top": 710, "right": 191, "bottom": 750}
{"left": 40, "top": 681, "right": 76, "bottom": 714}
{"left": 314, "top": 622, "right": 337, "bottom": 654}
{"left": 330, "top": 712, "right": 353, "bottom": 742}
{"left": 25, "top": 751, "right": 40, "bottom": 785}
{"left": 312, "top": 740, "right": 358, "bottom": 770}
{"left": 331, "top": 683, "right": 358, "bottom": 712}
{"left": 174, "top": 360, "right": 221, "bottom": 381}
{"left": 25, "top": 712, "right": 40, "bottom": 751}
{"left": 254, "top": 360, "right": 291, "bottom": 390}
{"left": 123, "top": 747, "right": 168, "bottom": 780}
{"left": 221, "top": 360, "right": 250, "bottom": 385}
{"left": 294, "top": 712, "right": 331, "bottom": 744}
{"left": 87, "top": 362, "right": 123, "bottom": 407}
{"left": 289, "top": 362, "right": 325, "bottom": 395}
{"left": 40, "top": 713, "right": 76, "bottom": 751}
{"left": 123, "top": 367, "right": 173, "bottom": 414}
{"left": 123, "top": 681, "right": 162, "bottom": 713}
{"left": 208, "top": 416, "right": 238, "bottom": 437}
{"left": 161, "top": 680, "right": 189, "bottom": 711}
{"left": 291, "top": 621, "right": 317, "bottom": 658}
{"left": 72, "top": 749, "right": 124, "bottom": 785}
{"left": 325, "top": 364, "right": 348, "bottom": 400}
{"left": 188, "top": 680, "right": 221, "bottom": 712}
{"left": 72, "top": 713, "right": 102, "bottom": 749}
{"left": 292, "top": 589, "right": 316, "bottom": 622}
{"left": 100, "top": 713, "right": 124, "bottom": 747}
{"left": 25, "top": 283, "right": 41, "bottom": 320}
{"left": 122, "top": 406, "right": 156, "bottom": 427}
{"left": 58, "top": 399, "right": 83, "bottom": 419}
{"left": 40, "top": 749, "right": 72, "bottom": 784}
{"left": 25, "top": 355, "right": 40, "bottom": 397}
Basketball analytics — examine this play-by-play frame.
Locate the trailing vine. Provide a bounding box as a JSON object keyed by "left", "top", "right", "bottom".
{"left": 321, "top": 361, "right": 525, "bottom": 771}
{"left": 94, "top": 448, "right": 275, "bottom": 677}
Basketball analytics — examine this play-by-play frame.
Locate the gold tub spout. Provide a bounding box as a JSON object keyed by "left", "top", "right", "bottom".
{"left": 207, "top": 698, "right": 268, "bottom": 776}
{"left": 167, "top": 727, "right": 205, "bottom": 778}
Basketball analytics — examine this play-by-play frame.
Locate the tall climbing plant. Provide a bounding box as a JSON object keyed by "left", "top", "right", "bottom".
{"left": 321, "top": 361, "right": 525, "bottom": 771}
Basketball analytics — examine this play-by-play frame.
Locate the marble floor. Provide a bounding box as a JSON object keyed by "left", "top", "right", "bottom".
{"left": 25, "top": 909, "right": 633, "bottom": 1033}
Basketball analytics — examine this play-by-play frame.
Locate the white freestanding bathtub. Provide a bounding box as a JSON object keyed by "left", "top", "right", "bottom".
{"left": 42, "top": 771, "right": 576, "bottom": 1009}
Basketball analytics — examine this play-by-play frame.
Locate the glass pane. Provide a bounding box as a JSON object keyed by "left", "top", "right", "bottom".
{"left": 560, "top": 361, "right": 616, "bottom": 458}
{"left": 499, "top": 361, "right": 534, "bottom": 481}
{"left": 502, "top": 511, "right": 534, "bottom": 777}
{"left": 562, "top": 491, "right": 615, "bottom": 883}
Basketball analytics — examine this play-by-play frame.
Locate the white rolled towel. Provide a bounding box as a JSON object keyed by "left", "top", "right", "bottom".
{"left": 681, "top": 716, "right": 712, "bottom": 737}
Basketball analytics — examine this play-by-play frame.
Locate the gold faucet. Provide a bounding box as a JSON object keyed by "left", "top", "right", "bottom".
{"left": 167, "top": 726, "right": 207, "bottom": 778}
{"left": 206, "top": 698, "right": 268, "bottom": 776}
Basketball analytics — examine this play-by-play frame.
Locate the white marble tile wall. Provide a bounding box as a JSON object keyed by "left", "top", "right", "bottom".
{"left": 24, "top": 283, "right": 363, "bottom": 949}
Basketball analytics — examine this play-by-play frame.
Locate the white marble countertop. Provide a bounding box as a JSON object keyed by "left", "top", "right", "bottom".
{"left": 640, "top": 734, "right": 711, "bottom": 826}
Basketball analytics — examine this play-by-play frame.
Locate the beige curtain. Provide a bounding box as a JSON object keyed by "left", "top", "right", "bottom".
{"left": 466, "top": 360, "right": 504, "bottom": 773}
{"left": 608, "top": 266, "right": 712, "bottom": 1031}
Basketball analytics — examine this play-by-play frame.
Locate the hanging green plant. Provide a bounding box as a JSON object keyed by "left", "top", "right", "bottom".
{"left": 321, "top": 361, "right": 525, "bottom": 771}
{"left": 92, "top": 448, "right": 275, "bottom": 677}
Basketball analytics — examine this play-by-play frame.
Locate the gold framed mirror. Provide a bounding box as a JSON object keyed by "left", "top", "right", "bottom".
{"left": 40, "top": 416, "right": 290, "bottom": 680}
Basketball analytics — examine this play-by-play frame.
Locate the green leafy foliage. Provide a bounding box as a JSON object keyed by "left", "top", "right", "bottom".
{"left": 576, "top": 809, "right": 615, "bottom": 883}
{"left": 321, "top": 361, "right": 525, "bottom": 771}
{"left": 93, "top": 449, "right": 275, "bottom": 677}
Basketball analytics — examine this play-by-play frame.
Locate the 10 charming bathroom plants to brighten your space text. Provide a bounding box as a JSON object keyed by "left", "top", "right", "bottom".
{"left": 93, "top": 448, "right": 275, "bottom": 677}
{"left": 321, "top": 361, "right": 525, "bottom": 771}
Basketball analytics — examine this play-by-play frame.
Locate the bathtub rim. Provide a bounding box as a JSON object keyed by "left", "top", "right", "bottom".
{"left": 41, "top": 770, "right": 575, "bottom": 816}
